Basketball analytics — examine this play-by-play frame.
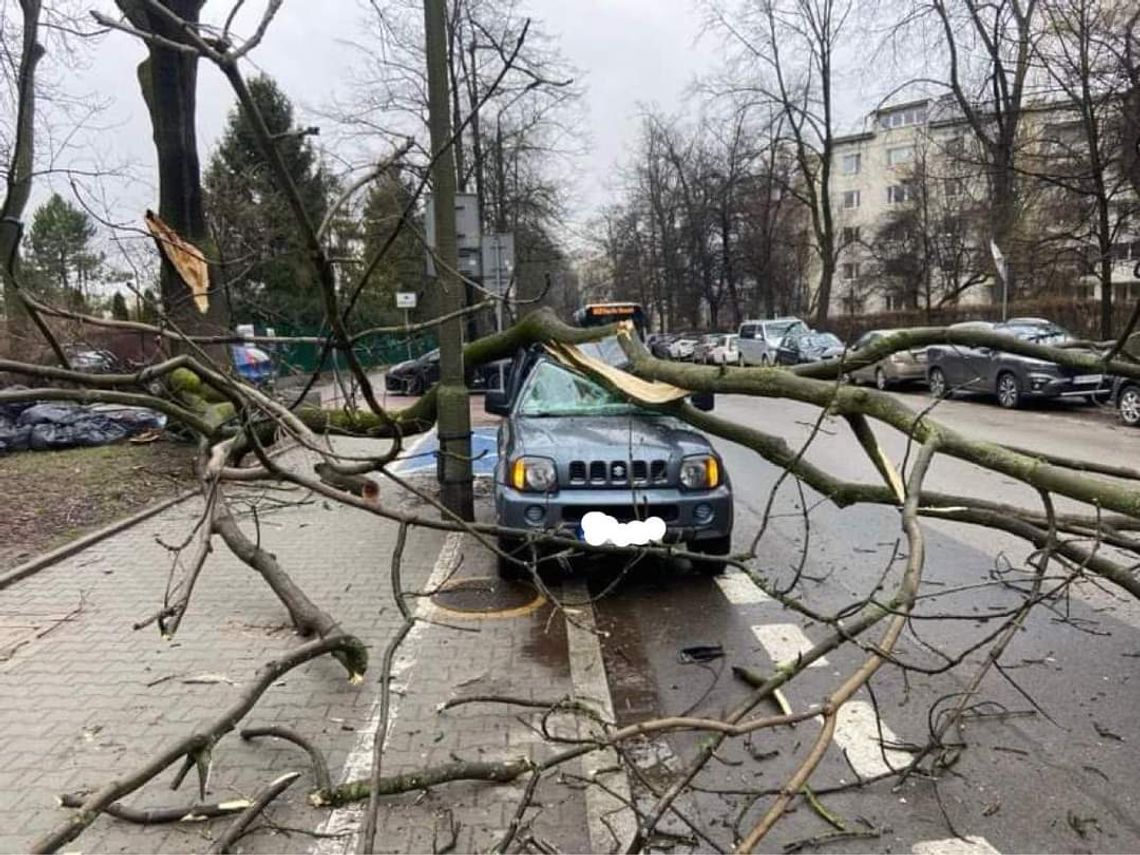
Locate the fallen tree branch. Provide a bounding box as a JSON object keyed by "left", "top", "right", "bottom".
{"left": 240, "top": 726, "right": 332, "bottom": 794}
{"left": 207, "top": 771, "right": 300, "bottom": 853}
{"left": 32, "top": 633, "right": 363, "bottom": 853}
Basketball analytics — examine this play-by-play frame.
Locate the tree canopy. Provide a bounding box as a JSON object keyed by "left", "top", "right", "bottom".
{"left": 205, "top": 74, "right": 336, "bottom": 331}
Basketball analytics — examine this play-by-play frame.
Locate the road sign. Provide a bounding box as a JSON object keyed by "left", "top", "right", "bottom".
{"left": 481, "top": 233, "right": 515, "bottom": 295}
{"left": 395, "top": 291, "right": 418, "bottom": 309}
{"left": 425, "top": 193, "right": 481, "bottom": 277}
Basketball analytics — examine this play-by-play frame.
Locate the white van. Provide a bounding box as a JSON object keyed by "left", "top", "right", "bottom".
{"left": 737, "top": 318, "right": 807, "bottom": 365}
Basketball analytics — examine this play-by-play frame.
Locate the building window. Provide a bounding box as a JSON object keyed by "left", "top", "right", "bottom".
{"left": 842, "top": 190, "right": 861, "bottom": 209}
{"left": 842, "top": 262, "right": 861, "bottom": 281}
{"left": 887, "top": 146, "right": 914, "bottom": 167}
{"left": 879, "top": 105, "right": 927, "bottom": 130}
{"left": 887, "top": 183, "right": 915, "bottom": 204}
{"left": 841, "top": 153, "right": 861, "bottom": 175}
{"left": 842, "top": 226, "right": 861, "bottom": 245}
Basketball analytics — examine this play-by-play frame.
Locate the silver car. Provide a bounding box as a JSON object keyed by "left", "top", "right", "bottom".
{"left": 848, "top": 330, "right": 928, "bottom": 389}
{"left": 737, "top": 318, "right": 807, "bottom": 366}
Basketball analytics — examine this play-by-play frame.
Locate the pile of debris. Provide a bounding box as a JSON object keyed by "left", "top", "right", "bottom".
{"left": 0, "top": 399, "right": 167, "bottom": 453}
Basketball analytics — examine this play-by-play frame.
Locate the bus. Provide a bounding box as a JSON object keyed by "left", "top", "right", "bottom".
{"left": 573, "top": 302, "right": 648, "bottom": 340}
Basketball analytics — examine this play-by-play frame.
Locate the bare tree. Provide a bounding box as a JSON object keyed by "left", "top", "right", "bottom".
{"left": 924, "top": 0, "right": 1040, "bottom": 302}
{"left": 1031, "top": 0, "right": 1137, "bottom": 337}
{"left": 705, "top": 0, "right": 854, "bottom": 325}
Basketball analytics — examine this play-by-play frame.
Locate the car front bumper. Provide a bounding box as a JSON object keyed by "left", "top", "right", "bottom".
{"left": 496, "top": 483, "right": 734, "bottom": 544}
{"left": 1022, "top": 373, "right": 1112, "bottom": 399}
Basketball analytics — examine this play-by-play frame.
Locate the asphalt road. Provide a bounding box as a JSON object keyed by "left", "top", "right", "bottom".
{"left": 588, "top": 389, "right": 1140, "bottom": 854}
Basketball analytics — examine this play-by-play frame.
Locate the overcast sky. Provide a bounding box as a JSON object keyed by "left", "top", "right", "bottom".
{"left": 55, "top": 0, "right": 722, "bottom": 233}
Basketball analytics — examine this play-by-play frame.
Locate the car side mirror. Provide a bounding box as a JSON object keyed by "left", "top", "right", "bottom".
{"left": 484, "top": 389, "right": 510, "bottom": 416}
{"left": 691, "top": 391, "right": 715, "bottom": 412}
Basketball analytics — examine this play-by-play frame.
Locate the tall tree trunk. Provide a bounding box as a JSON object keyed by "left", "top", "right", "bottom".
{"left": 0, "top": 0, "right": 44, "bottom": 356}
{"left": 117, "top": 0, "right": 229, "bottom": 346}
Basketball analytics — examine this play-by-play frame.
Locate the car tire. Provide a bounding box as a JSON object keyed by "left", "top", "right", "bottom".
{"left": 690, "top": 535, "right": 731, "bottom": 576}
{"left": 1119, "top": 385, "right": 1140, "bottom": 427}
{"left": 737, "top": 355, "right": 744, "bottom": 367}
{"left": 875, "top": 368, "right": 889, "bottom": 391}
{"left": 406, "top": 373, "right": 426, "bottom": 396}
{"left": 928, "top": 368, "right": 948, "bottom": 399}
{"left": 996, "top": 372, "right": 1021, "bottom": 409}
{"left": 496, "top": 536, "right": 529, "bottom": 581}
{"left": 760, "top": 353, "right": 771, "bottom": 367}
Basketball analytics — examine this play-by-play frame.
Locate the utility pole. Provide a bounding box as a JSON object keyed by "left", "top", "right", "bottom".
{"left": 424, "top": 0, "right": 474, "bottom": 521}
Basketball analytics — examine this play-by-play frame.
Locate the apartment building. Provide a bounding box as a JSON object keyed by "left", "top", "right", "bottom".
{"left": 819, "top": 96, "right": 1139, "bottom": 317}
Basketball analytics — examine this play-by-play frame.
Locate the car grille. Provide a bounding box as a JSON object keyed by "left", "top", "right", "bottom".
{"left": 562, "top": 504, "right": 679, "bottom": 524}
{"left": 568, "top": 458, "right": 669, "bottom": 486}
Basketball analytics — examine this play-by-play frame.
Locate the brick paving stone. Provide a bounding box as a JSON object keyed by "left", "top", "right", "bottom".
{"left": 0, "top": 436, "right": 596, "bottom": 853}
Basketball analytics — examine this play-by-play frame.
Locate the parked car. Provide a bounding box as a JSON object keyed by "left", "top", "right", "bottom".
{"left": 704, "top": 334, "right": 740, "bottom": 365}
{"left": 668, "top": 334, "right": 700, "bottom": 361}
{"left": 230, "top": 344, "right": 275, "bottom": 387}
{"left": 692, "top": 334, "right": 720, "bottom": 364}
{"left": 63, "top": 345, "right": 121, "bottom": 374}
{"left": 848, "top": 329, "right": 928, "bottom": 389}
{"left": 384, "top": 349, "right": 504, "bottom": 396}
{"left": 925, "top": 320, "right": 1111, "bottom": 408}
{"left": 484, "top": 343, "right": 733, "bottom": 578}
{"left": 774, "top": 331, "right": 846, "bottom": 366}
{"left": 1112, "top": 376, "right": 1140, "bottom": 427}
{"left": 650, "top": 334, "right": 677, "bottom": 359}
{"left": 738, "top": 318, "right": 808, "bottom": 365}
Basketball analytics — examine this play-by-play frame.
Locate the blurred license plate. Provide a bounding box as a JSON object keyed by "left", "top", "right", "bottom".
{"left": 1075, "top": 374, "right": 1103, "bottom": 384}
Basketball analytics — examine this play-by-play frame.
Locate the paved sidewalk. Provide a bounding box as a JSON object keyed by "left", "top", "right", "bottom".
{"left": 0, "top": 437, "right": 598, "bottom": 853}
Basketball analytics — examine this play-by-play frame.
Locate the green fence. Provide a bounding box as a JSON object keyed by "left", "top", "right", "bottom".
{"left": 267, "top": 328, "right": 438, "bottom": 377}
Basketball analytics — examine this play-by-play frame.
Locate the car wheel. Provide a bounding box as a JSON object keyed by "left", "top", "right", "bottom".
{"left": 875, "top": 368, "right": 889, "bottom": 391}
{"left": 1120, "top": 385, "right": 1140, "bottom": 427}
{"left": 996, "top": 372, "right": 1021, "bottom": 409}
{"left": 689, "top": 535, "right": 732, "bottom": 576}
{"left": 496, "top": 536, "right": 529, "bottom": 581}
{"left": 928, "top": 368, "right": 948, "bottom": 399}
{"left": 405, "top": 373, "right": 425, "bottom": 396}
{"left": 737, "top": 355, "right": 744, "bottom": 367}
{"left": 760, "top": 353, "right": 771, "bottom": 367}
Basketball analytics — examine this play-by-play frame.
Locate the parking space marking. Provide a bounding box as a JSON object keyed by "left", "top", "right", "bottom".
{"left": 750, "top": 623, "right": 828, "bottom": 667}
{"left": 912, "top": 836, "right": 1000, "bottom": 855}
{"left": 391, "top": 427, "right": 498, "bottom": 476}
{"left": 715, "top": 569, "right": 772, "bottom": 604}
{"left": 312, "top": 531, "right": 465, "bottom": 854}
{"left": 830, "top": 699, "right": 912, "bottom": 779}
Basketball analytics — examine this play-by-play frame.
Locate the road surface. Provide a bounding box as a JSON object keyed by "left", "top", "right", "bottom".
{"left": 587, "top": 390, "right": 1140, "bottom": 853}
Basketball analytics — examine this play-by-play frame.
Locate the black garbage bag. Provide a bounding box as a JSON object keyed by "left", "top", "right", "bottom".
{"left": 17, "top": 403, "right": 86, "bottom": 427}
{"left": 0, "top": 400, "right": 35, "bottom": 421}
{"left": 0, "top": 418, "right": 32, "bottom": 452}
{"left": 27, "top": 416, "right": 130, "bottom": 450}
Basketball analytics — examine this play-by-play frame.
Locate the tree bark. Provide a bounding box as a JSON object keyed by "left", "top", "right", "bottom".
{"left": 0, "top": 0, "right": 44, "bottom": 356}
{"left": 116, "top": 0, "right": 230, "bottom": 346}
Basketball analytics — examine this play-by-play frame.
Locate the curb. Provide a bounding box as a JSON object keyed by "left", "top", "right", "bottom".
{"left": 0, "top": 440, "right": 301, "bottom": 593}
{"left": 0, "top": 487, "right": 198, "bottom": 592}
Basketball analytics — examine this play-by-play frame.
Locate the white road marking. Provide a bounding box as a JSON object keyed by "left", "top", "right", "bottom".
{"left": 912, "top": 836, "right": 1001, "bottom": 855}
{"left": 750, "top": 623, "right": 828, "bottom": 667}
{"left": 311, "top": 531, "right": 464, "bottom": 854}
{"left": 715, "top": 569, "right": 771, "bottom": 604}
{"left": 562, "top": 579, "right": 637, "bottom": 853}
{"left": 830, "top": 700, "right": 912, "bottom": 779}
{"left": 389, "top": 429, "right": 437, "bottom": 475}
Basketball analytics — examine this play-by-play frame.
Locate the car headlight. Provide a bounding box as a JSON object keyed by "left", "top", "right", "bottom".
{"left": 510, "top": 457, "right": 557, "bottom": 492}
{"left": 680, "top": 455, "right": 720, "bottom": 490}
